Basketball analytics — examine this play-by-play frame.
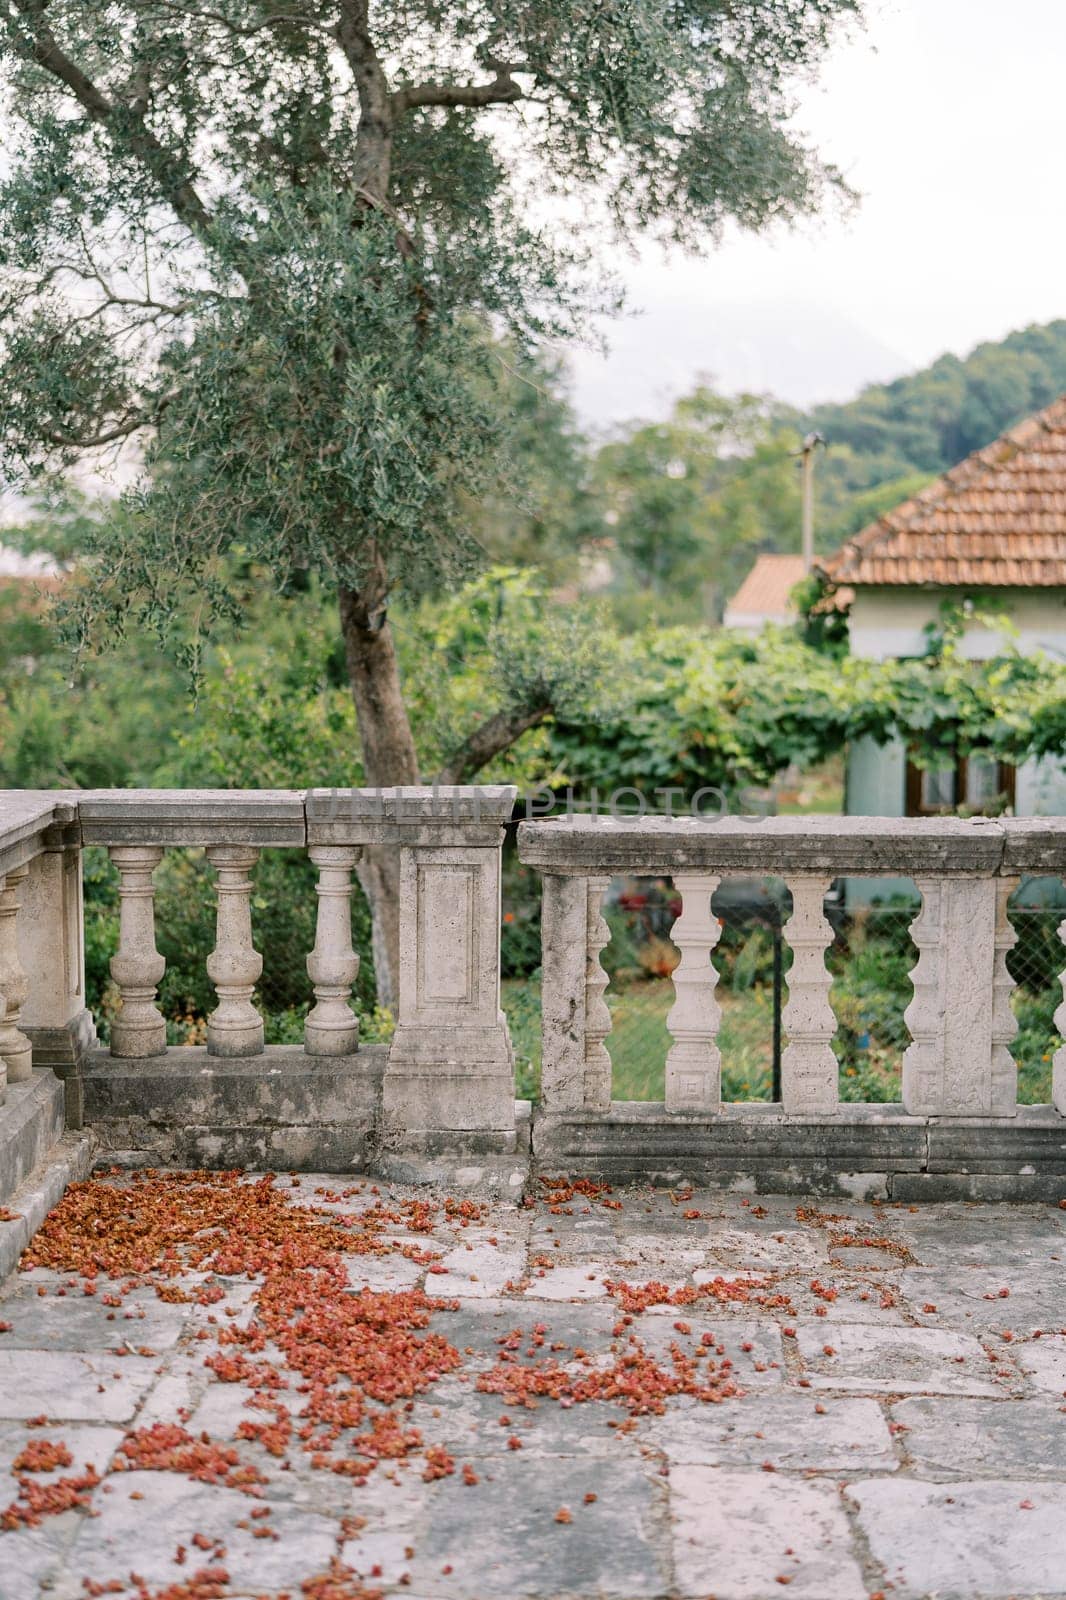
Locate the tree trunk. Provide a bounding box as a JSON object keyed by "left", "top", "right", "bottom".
{"left": 338, "top": 580, "right": 420, "bottom": 1010}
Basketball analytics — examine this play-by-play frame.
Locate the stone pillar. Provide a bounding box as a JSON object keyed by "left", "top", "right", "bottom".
{"left": 17, "top": 832, "right": 97, "bottom": 1123}
{"left": 583, "top": 876, "right": 613, "bottom": 1112}
{"left": 205, "top": 845, "right": 264, "bottom": 1057}
{"left": 539, "top": 873, "right": 590, "bottom": 1113}
{"left": 0, "top": 867, "right": 33, "bottom": 1085}
{"left": 1053, "top": 911, "right": 1066, "bottom": 1117}
{"left": 780, "top": 875, "right": 838, "bottom": 1114}
{"left": 305, "top": 845, "right": 360, "bottom": 1056}
{"left": 384, "top": 838, "right": 515, "bottom": 1147}
{"left": 991, "top": 875, "right": 1019, "bottom": 1113}
{"left": 108, "top": 846, "right": 167, "bottom": 1059}
{"left": 665, "top": 873, "right": 722, "bottom": 1114}
{"left": 902, "top": 875, "right": 1014, "bottom": 1116}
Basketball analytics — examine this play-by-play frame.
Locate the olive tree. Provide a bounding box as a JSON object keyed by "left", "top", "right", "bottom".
{"left": 0, "top": 0, "right": 861, "bottom": 997}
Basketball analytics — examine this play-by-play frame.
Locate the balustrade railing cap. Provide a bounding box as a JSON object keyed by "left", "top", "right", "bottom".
{"left": 77, "top": 789, "right": 306, "bottom": 847}
{"left": 306, "top": 785, "right": 516, "bottom": 844}
{"left": 0, "top": 790, "right": 78, "bottom": 874}
{"left": 517, "top": 812, "right": 1007, "bottom": 876}
{"left": 1001, "top": 816, "right": 1066, "bottom": 873}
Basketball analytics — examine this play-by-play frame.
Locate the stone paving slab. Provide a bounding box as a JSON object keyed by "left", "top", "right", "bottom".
{"left": 1012, "top": 1332, "right": 1066, "bottom": 1396}
{"left": 403, "top": 1380, "right": 636, "bottom": 1460}
{"left": 633, "top": 1315, "right": 785, "bottom": 1385}
{"left": 848, "top": 1477, "right": 1066, "bottom": 1599}
{"left": 51, "top": 1472, "right": 340, "bottom": 1599}
{"left": 0, "top": 1173, "right": 1064, "bottom": 1599}
{"left": 0, "top": 1421, "right": 125, "bottom": 1483}
{"left": 0, "top": 1280, "right": 190, "bottom": 1350}
{"left": 881, "top": 1203, "right": 1066, "bottom": 1267}
{"left": 793, "top": 1321, "right": 1009, "bottom": 1395}
{"left": 670, "top": 1468, "right": 867, "bottom": 1599}
{"left": 900, "top": 1261, "right": 1066, "bottom": 1333}
{"left": 0, "top": 1349, "right": 159, "bottom": 1423}
{"left": 404, "top": 1456, "right": 669, "bottom": 1598}
{"left": 892, "top": 1397, "right": 1066, "bottom": 1476}
{"left": 639, "top": 1394, "right": 897, "bottom": 1470}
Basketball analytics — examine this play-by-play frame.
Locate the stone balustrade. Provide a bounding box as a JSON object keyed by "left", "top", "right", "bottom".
{"left": 3, "top": 793, "right": 1066, "bottom": 1199}
{"left": 0, "top": 787, "right": 517, "bottom": 1174}
{"left": 517, "top": 813, "right": 1066, "bottom": 1199}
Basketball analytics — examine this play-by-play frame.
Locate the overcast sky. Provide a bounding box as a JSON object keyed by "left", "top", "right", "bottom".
{"left": 568, "top": 0, "right": 1066, "bottom": 428}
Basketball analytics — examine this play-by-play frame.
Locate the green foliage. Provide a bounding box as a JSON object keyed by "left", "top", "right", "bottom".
{"left": 468, "top": 348, "right": 602, "bottom": 581}
{"left": 0, "top": 0, "right": 860, "bottom": 671}
{"left": 808, "top": 321, "right": 1066, "bottom": 482}
{"left": 396, "top": 567, "right": 625, "bottom": 785}
{"left": 589, "top": 321, "right": 1066, "bottom": 615}
{"left": 593, "top": 388, "right": 802, "bottom": 617}
{"left": 551, "top": 618, "right": 1066, "bottom": 804}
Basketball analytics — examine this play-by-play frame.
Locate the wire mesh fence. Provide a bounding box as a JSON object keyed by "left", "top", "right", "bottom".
{"left": 501, "top": 875, "right": 1066, "bottom": 1106}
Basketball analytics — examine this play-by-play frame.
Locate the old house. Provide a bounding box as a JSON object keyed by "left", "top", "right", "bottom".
{"left": 819, "top": 395, "right": 1066, "bottom": 820}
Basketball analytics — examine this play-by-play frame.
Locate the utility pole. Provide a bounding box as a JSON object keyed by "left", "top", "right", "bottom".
{"left": 800, "top": 431, "right": 826, "bottom": 573}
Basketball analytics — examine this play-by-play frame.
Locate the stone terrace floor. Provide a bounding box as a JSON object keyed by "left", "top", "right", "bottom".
{"left": 1, "top": 1174, "right": 1066, "bottom": 1600}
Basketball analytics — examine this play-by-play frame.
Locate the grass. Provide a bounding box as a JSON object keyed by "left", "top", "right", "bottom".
{"left": 502, "top": 977, "right": 780, "bottom": 1104}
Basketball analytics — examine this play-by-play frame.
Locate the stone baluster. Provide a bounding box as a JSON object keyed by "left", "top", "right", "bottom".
{"left": 0, "top": 866, "right": 32, "bottom": 1084}
{"left": 665, "top": 873, "right": 722, "bottom": 1113}
{"left": 780, "top": 876, "right": 838, "bottom": 1113}
{"left": 902, "top": 875, "right": 1013, "bottom": 1116}
{"left": 108, "top": 846, "right": 167, "bottom": 1058}
{"left": 991, "top": 876, "right": 1019, "bottom": 1113}
{"left": 539, "top": 874, "right": 590, "bottom": 1113}
{"left": 584, "top": 876, "right": 613, "bottom": 1111}
{"left": 305, "top": 846, "right": 360, "bottom": 1056}
{"left": 1053, "top": 911, "right": 1066, "bottom": 1116}
{"left": 902, "top": 878, "right": 943, "bottom": 1114}
{"left": 205, "top": 846, "right": 264, "bottom": 1057}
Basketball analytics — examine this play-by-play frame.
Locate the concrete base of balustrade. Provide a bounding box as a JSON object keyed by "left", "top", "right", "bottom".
{"left": 81, "top": 1044, "right": 385, "bottom": 1172}
{"left": 531, "top": 1102, "right": 1066, "bottom": 1202}
{"left": 0, "top": 1069, "right": 67, "bottom": 1205}
{"left": 374, "top": 1101, "right": 533, "bottom": 1198}
{"left": 25, "top": 1007, "right": 98, "bottom": 1129}
{"left": 80, "top": 1045, "right": 531, "bottom": 1193}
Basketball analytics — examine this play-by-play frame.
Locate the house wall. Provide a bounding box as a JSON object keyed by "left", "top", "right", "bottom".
{"left": 847, "top": 585, "right": 1066, "bottom": 819}
{"left": 844, "top": 587, "right": 1066, "bottom": 901}
{"left": 722, "top": 608, "right": 790, "bottom": 632}
{"left": 848, "top": 586, "right": 1066, "bottom": 663}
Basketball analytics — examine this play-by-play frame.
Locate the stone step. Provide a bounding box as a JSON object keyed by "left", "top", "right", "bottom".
{"left": 0, "top": 1070, "right": 66, "bottom": 1206}
{"left": 0, "top": 1127, "right": 95, "bottom": 1284}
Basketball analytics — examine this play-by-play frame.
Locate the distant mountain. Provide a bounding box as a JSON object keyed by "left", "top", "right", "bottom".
{"left": 807, "top": 321, "right": 1066, "bottom": 481}
{"left": 785, "top": 320, "right": 1066, "bottom": 546}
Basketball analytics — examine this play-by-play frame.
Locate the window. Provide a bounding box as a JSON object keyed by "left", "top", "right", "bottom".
{"left": 905, "top": 751, "right": 1016, "bottom": 817}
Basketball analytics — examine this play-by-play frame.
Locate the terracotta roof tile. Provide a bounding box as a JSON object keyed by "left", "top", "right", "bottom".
{"left": 724, "top": 553, "right": 806, "bottom": 619}
{"left": 819, "top": 394, "right": 1066, "bottom": 587}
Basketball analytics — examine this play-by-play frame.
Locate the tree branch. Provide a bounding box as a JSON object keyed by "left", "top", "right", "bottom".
{"left": 140, "top": 2, "right": 327, "bottom": 39}
{"left": 435, "top": 703, "right": 549, "bottom": 787}
{"left": 43, "top": 404, "right": 168, "bottom": 449}
{"left": 5, "top": 0, "right": 215, "bottom": 243}
{"left": 393, "top": 66, "right": 525, "bottom": 114}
